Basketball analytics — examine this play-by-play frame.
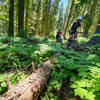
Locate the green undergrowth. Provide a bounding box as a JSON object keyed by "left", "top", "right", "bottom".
{"left": 0, "top": 71, "right": 29, "bottom": 98}
{"left": 78, "top": 37, "right": 89, "bottom": 44}
{"left": 0, "top": 35, "right": 62, "bottom": 72}
{"left": 0, "top": 35, "right": 100, "bottom": 100}
{"left": 0, "top": 35, "right": 63, "bottom": 97}
{"left": 40, "top": 44, "right": 100, "bottom": 100}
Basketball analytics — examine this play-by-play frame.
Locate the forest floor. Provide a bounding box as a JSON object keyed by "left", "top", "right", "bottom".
{"left": 0, "top": 35, "right": 100, "bottom": 100}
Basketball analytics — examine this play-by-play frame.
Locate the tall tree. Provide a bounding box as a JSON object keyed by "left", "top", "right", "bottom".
{"left": 8, "top": 0, "right": 14, "bottom": 36}
{"left": 35, "top": 0, "right": 42, "bottom": 35}
{"left": 63, "top": 0, "right": 74, "bottom": 38}
{"left": 18, "top": 0, "right": 24, "bottom": 37}
{"left": 57, "top": 3, "right": 64, "bottom": 30}
{"left": 49, "top": 0, "right": 60, "bottom": 33}
{"left": 15, "top": 0, "right": 18, "bottom": 36}
{"left": 83, "top": 0, "right": 100, "bottom": 37}
{"left": 41, "top": 0, "right": 51, "bottom": 36}
{"left": 24, "top": 0, "right": 30, "bottom": 37}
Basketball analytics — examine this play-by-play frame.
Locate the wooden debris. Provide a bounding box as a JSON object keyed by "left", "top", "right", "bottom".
{"left": 0, "top": 60, "right": 52, "bottom": 100}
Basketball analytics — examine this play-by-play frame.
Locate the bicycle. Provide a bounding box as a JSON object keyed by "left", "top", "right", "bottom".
{"left": 65, "top": 32, "right": 84, "bottom": 50}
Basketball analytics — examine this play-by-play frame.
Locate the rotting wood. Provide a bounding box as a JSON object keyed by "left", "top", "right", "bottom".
{"left": 0, "top": 60, "right": 52, "bottom": 100}
{"left": 4, "top": 77, "right": 12, "bottom": 90}
{"left": 22, "top": 62, "right": 36, "bottom": 74}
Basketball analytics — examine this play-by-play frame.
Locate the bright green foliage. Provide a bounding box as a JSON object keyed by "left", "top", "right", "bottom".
{"left": 41, "top": 42, "right": 100, "bottom": 100}
{"left": 78, "top": 37, "right": 89, "bottom": 44}
{"left": 94, "top": 34, "right": 100, "bottom": 37}
{"left": 69, "top": 49, "right": 100, "bottom": 100}
{"left": 0, "top": 34, "right": 100, "bottom": 100}
{"left": 0, "top": 0, "right": 100, "bottom": 99}
{"left": 74, "top": 0, "right": 91, "bottom": 5}
{"left": 10, "top": 71, "right": 29, "bottom": 86}
{"left": 0, "top": 71, "right": 28, "bottom": 97}
{"left": 0, "top": 35, "right": 59, "bottom": 71}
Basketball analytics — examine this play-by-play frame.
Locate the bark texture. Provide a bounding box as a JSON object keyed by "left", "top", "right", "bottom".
{"left": 8, "top": 0, "right": 14, "bottom": 36}
{"left": 18, "top": 0, "right": 24, "bottom": 37}
{"left": 1, "top": 60, "right": 52, "bottom": 100}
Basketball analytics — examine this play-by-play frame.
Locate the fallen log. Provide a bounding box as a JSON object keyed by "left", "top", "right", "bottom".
{"left": 1, "top": 60, "right": 52, "bottom": 100}
{"left": 22, "top": 62, "right": 36, "bottom": 74}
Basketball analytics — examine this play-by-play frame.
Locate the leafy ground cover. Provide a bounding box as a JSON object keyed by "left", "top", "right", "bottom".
{"left": 40, "top": 41, "right": 100, "bottom": 100}
{"left": 0, "top": 35, "right": 100, "bottom": 100}
{"left": 0, "top": 35, "right": 62, "bottom": 97}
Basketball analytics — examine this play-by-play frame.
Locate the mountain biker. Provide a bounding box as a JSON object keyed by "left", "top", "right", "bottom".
{"left": 68, "top": 16, "right": 83, "bottom": 42}
{"left": 56, "top": 29, "right": 62, "bottom": 42}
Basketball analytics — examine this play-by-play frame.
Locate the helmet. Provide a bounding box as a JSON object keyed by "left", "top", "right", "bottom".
{"left": 59, "top": 29, "right": 61, "bottom": 31}
{"left": 77, "top": 16, "right": 82, "bottom": 21}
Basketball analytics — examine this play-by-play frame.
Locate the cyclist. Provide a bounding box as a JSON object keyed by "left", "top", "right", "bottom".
{"left": 68, "top": 16, "right": 83, "bottom": 42}
{"left": 56, "top": 29, "right": 62, "bottom": 43}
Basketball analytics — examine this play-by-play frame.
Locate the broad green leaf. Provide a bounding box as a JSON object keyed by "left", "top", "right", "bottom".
{"left": 86, "top": 92, "right": 95, "bottom": 100}
{"left": 74, "top": 87, "right": 88, "bottom": 99}
{"left": 1, "top": 82, "right": 7, "bottom": 87}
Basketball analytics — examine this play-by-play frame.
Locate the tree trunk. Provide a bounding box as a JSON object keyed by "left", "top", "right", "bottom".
{"left": 24, "top": 11, "right": 28, "bottom": 37}
{"left": 31, "top": 2, "right": 35, "bottom": 35}
{"left": 15, "top": 0, "right": 18, "bottom": 36}
{"left": 8, "top": 0, "right": 14, "bottom": 37}
{"left": 18, "top": 0, "right": 24, "bottom": 37}
{"left": 84, "top": 0, "right": 100, "bottom": 37}
{"left": 35, "top": 0, "right": 41, "bottom": 36}
{"left": 63, "top": 0, "right": 74, "bottom": 39}
{"left": 1, "top": 60, "right": 52, "bottom": 100}
{"left": 24, "top": 0, "right": 29, "bottom": 37}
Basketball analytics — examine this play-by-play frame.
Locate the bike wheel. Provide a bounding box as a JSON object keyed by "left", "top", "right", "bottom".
{"left": 72, "top": 40, "right": 78, "bottom": 50}
{"left": 65, "top": 40, "right": 72, "bottom": 49}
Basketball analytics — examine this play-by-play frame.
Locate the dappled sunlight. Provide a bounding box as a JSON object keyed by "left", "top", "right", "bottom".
{"left": 78, "top": 37, "right": 89, "bottom": 44}
{"left": 0, "top": 0, "right": 100, "bottom": 99}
